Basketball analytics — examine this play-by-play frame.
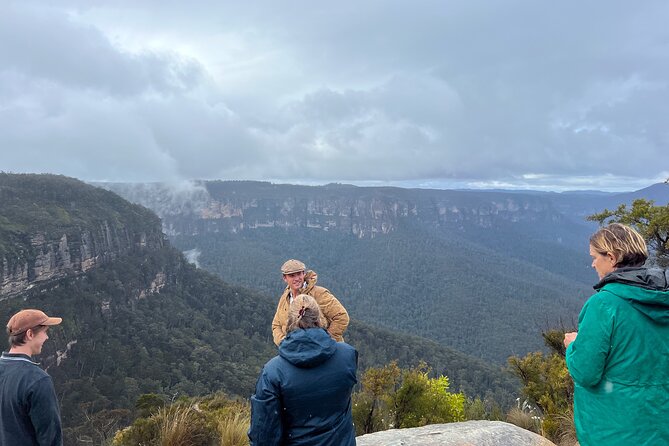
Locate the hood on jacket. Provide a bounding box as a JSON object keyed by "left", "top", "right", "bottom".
{"left": 596, "top": 267, "right": 669, "bottom": 291}
{"left": 595, "top": 267, "right": 669, "bottom": 324}
{"left": 302, "top": 270, "right": 318, "bottom": 294}
{"left": 279, "top": 327, "right": 336, "bottom": 368}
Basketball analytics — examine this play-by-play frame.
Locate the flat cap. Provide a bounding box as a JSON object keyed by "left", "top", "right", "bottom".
{"left": 7, "top": 309, "right": 62, "bottom": 336}
{"left": 281, "top": 259, "right": 306, "bottom": 274}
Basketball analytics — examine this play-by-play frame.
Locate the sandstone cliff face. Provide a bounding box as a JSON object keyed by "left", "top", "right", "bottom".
{"left": 0, "top": 222, "right": 164, "bottom": 298}
{"left": 177, "top": 195, "right": 557, "bottom": 238}
{"left": 101, "top": 182, "right": 562, "bottom": 239}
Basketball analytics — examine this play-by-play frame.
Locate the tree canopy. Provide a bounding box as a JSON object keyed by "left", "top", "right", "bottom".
{"left": 588, "top": 197, "right": 669, "bottom": 267}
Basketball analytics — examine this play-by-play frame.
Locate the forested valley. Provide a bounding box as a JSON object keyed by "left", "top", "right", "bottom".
{"left": 2, "top": 174, "right": 667, "bottom": 444}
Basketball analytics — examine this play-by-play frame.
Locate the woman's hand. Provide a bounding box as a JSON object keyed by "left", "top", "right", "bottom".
{"left": 563, "top": 331, "right": 578, "bottom": 348}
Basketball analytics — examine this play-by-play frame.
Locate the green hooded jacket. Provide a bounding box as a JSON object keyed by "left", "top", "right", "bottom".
{"left": 566, "top": 267, "right": 669, "bottom": 446}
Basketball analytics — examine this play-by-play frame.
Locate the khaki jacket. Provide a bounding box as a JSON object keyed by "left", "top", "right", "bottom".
{"left": 272, "top": 270, "right": 349, "bottom": 346}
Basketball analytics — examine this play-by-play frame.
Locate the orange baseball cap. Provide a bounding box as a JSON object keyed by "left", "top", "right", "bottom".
{"left": 7, "top": 309, "right": 62, "bottom": 336}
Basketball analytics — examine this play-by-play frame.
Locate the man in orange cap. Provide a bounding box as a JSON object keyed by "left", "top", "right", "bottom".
{"left": 1, "top": 309, "right": 63, "bottom": 446}
{"left": 272, "top": 259, "right": 349, "bottom": 346}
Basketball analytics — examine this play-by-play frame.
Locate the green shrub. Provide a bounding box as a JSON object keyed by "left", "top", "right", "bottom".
{"left": 113, "top": 417, "right": 159, "bottom": 446}
{"left": 352, "top": 361, "right": 465, "bottom": 435}
{"left": 464, "top": 397, "right": 504, "bottom": 421}
{"left": 507, "top": 330, "right": 576, "bottom": 444}
{"left": 135, "top": 393, "right": 167, "bottom": 419}
{"left": 390, "top": 367, "right": 465, "bottom": 428}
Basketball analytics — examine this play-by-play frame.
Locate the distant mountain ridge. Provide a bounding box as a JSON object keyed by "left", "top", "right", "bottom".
{"left": 547, "top": 183, "right": 669, "bottom": 223}
{"left": 97, "top": 181, "right": 668, "bottom": 241}
{"left": 97, "top": 181, "right": 583, "bottom": 250}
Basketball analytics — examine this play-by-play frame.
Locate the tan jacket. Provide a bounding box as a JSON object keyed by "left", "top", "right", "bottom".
{"left": 272, "top": 270, "right": 349, "bottom": 346}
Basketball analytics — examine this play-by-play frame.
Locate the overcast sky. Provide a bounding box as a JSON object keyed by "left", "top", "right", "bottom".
{"left": 1, "top": 1, "right": 668, "bottom": 191}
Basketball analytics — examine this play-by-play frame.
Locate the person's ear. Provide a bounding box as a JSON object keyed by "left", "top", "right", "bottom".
{"left": 607, "top": 252, "right": 618, "bottom": 265}
{"left": 25, "top": 328, "right": 34, "bottom": 340}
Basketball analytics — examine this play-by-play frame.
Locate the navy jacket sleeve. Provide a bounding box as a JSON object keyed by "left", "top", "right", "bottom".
{"left": 248, "top": 367, "right": 283, "bottom": 446}
{"left": 29, "top": 376, "right": 63, "bottom": 446}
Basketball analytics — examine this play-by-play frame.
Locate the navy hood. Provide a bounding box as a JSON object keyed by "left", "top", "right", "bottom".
{"left": 278, "top": 328, "right": 336, "bottom": 368}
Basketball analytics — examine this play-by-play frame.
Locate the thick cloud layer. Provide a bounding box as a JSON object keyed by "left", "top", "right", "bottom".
{"left": 1, "top": 0, "right": 667, "bottom": 190}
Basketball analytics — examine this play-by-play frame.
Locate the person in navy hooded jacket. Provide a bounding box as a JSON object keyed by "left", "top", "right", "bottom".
{"left": 249, "top": 294, "right": 358, "bottom": 446}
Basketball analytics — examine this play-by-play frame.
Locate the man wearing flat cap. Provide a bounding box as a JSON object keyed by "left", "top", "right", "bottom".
{"left": 272, "top": 259, "right": 349, "bottom": 346}
{"left": 1, "top": 309, "right": 63, "bottom": 446}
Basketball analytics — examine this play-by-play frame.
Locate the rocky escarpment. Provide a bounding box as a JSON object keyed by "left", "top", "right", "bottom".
{"left": 0, "top": 174, "right": 166, "bottom": 298}
{"left": 1, "top": 222, "right": 164, "bottom": 298}
{"left": 100, "top": 181, "right": 565, "bottom": 239}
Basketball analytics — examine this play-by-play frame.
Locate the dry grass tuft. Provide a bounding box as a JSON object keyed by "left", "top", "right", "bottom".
{"left": 157, "top": 404, "right": 210, "bottom": 446}
{"left": 554, "top": 411, "right": 579, "bottom": 446}
{"left": 506, "top": 406, "right": 542, "bottom": 434}
{"left": 217, "top": 411, "right": 250, "bottom": 446}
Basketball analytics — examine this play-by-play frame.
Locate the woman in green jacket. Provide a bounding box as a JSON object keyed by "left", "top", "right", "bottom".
{"left": 564, "top": 223, "right": 669, "bottom": 446}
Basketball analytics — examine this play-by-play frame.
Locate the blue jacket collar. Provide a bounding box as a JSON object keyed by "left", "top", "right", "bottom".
{"left": 1, "top": 352, "right": 39, "bottom": 365}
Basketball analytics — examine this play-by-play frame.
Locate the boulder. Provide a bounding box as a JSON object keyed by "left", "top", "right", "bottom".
{"left": 356, "top": 420, "right": 556, "bottom": 446}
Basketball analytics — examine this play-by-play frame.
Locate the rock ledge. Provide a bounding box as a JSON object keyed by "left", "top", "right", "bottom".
{"left": 356, "top": 420, "right": 556, "bottom": 446}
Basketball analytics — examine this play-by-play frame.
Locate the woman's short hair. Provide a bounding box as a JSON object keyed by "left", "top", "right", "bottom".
{"left": 287, "top": 294, "right": 327, "bottom": 333}
{"left": 590, "top": 223, "right": 648, "bottom": 268}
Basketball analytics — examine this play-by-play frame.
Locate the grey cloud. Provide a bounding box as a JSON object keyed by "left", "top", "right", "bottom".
{"left": 0, "top": 3, "right": 204, "bottom": 97}
{"left": 269, "top": 63, "right": 667, "bottom": 182}
{"left": 139, "top": 97, "right": 264, "bottom": 179}
{"left": 0, "top": 83, "right": 179, "bottom": 181}
{"left": 243, "top": 1, "right": 668, "bottom": 183}
{"left": 1, "top": 0, "right": 668, "bottom": 190}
